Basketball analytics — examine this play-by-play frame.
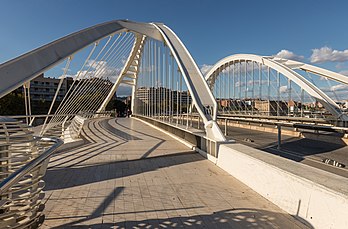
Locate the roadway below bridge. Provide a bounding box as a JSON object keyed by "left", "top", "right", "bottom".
{"left": 179, "top": 118, "right": 348, "bottom": 177}
{"left": 41, "top": 117, "right": 310, "bottom": 228}
{"left": 185, "top": 117, "right": 347, "bottom": 177}
{"left": 220, "top": 124, "right": 348, "bottom": 178}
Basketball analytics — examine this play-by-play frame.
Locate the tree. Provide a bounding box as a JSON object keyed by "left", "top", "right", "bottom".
{"left": 106, "top": 98, "right": 127, "bottom": 116}
{"left": 0, "top": 93, "right": 25, "bottom": 115}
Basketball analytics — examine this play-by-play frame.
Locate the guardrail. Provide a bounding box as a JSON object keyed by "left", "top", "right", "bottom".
{"left": 0, "top": 137, "right": 63, "bottom": 194}
{"left": 215, "top": 115, "right": 348, "bottom": 150}
{"left": 177, "top": 112, "right": 348, "bottom": 135}
{"left": 216, "top": 115, "right": 348, "bottom": 135}
{"left": 5, "top": 110, "right": 117, "bottom": 126}
{"left": 166, "top": 113, "right": 348, "bottom": 150}
{"left": 218, "top": 113, "right": 330, "bottom": 125}
{"left": 0, "top": 111, "right": 117, "bottom": 228}
{"left": 134, "top": 115, "right": 226, "bottom": 158}
{"left": 0, "top": 116, "right": 64, "bottom": 229}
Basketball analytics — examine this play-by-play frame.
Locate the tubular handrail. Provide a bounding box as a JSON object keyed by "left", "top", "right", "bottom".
{"left": 0, "top": 137, "right": 63, "bottom": 194}
{"left": 218, "top": 113, "right": 330, "bottom": 124}
{"left": 4, "top": 110, "right": 117, "bottom": 119}
{"left": 5, "top": 114, "right": 79, "bottom": 119}
{"left": 188, "top": 113, "right": 348, "bottom": 133}
{"left": 219, "top": 116, "right": 348, "bottom": 133}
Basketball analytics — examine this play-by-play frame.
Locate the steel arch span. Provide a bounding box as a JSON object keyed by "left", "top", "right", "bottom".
{"left": 205, "top": 54, "right": 348, "bottom": 121}
{"left": 0, "top": 20, "right": 225, "bottom": 141}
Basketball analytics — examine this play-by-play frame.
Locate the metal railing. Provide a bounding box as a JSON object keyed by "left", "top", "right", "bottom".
{"left": 0, "top": 137, "right": 63, "bottom": 195}
{"left": 4, "top": 110, "right": 116, "bottom": 126}
{"left": 0, "top": 110, "right": 115, "bottom": 228}
{"left": 216, "top": 115, "right": 348, "bottom": 135}
{"left": 0, "top": 136, "right": 63, "bottom": 229}
{"left": 218, "top": 113, "right": 330, "bottom": 125}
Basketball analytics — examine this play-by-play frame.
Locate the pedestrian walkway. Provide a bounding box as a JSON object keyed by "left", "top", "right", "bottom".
{"left": 42, "top": 118, "right": 310, "bottom": 228}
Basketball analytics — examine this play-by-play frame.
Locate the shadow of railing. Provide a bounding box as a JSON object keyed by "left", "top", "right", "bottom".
{"left": 48, "top": 118, "right": 168, "bottom": 169}
{"left": 44, "top": 151, "right": 200, "bottom": 191}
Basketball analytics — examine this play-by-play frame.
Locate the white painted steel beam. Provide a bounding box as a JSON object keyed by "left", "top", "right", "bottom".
{"left": 153, "top": 23, "right": 225, "bottom": 141}
{"left": 0, "top": 20, "right": 163, "bottom": 98}
{"left": 267, "top": 57, "right": 348, "bottom": 85}
{"left": 0, "top": 20, "right": 226, "bottom": 141}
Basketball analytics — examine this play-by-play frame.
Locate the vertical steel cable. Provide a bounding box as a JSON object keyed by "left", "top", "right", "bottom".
{"left": 41, "top": 57, "right": 72, "bottom": 135}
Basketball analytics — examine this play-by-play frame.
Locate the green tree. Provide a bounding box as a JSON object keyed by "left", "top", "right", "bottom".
{"left": 106, "top": 99, "right": 127, "bottom": 115}
{"left": 0, "top": 93, "right": 25, "bottom": 115}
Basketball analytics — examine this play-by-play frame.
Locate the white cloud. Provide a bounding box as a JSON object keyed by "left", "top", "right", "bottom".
{"left": 330, "top": 84, "right": 348, "bottom": 92}
{"left": 86, "top": 60, "right": 107, "bottom": 70}
{"left": 321, "top": 83, "right": 348, "bottom": 99}
{"left": 279, "top": 85, "right": 289, "bottom": 93}
{"left": 200, "top": 64, "right": 213, "bottom": 75}
{"left": 71, "top": 60, "right": 122, "bottom": 82}
{"left": 310, "top": 46, "right": 348, "bottom": 63}
{"left": 321, "top": 84, "right": 348, "bottom": 100}
{"left": 274, "top": 50, "right": 304, "bottom": 61}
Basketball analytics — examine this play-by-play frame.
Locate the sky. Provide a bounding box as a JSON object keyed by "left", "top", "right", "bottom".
{"left": 1, "top": 0, "right": 348, "bottom": 75}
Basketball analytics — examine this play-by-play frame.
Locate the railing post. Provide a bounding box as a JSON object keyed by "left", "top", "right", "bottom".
{"left": 224, "top": 118, "right": 228, "bottom": 136}
{"left": 277, "top": 123, "right": 281, "bottom": 150}
{"left": 190, "top": 113, "right": 193, "bottom": 127}
{"left": 198, "top": 116, "right": 200, "bottom": 129}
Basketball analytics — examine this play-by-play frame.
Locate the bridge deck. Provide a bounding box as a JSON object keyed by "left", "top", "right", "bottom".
{"left": 42, "top": 118, "right": 309, "bottom": 228}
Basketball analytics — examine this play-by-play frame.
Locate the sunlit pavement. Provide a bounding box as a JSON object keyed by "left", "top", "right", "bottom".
{"left": 41, "top": 118, "right": 310, "bottom": 228}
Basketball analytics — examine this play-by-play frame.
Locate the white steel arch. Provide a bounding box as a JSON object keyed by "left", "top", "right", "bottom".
{"left": 205, "top": 54, "right": 348, "bottom": 121}
{"left": 0, "top": 20, "right": 225, "bottom": 141}
{"left": 266, "top": 57, "right": 348, "bottom": 85}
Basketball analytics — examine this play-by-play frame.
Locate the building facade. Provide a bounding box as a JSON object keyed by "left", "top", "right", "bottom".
{"left": 29, "top": 74, "right": 74, "bottom": 102}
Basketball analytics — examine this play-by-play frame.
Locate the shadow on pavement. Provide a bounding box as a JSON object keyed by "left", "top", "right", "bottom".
{"left": 47, "top": 207, "right": 313, "bottom": 229}
{"left": 44, "top": 151, "right": 200, "bottom": 191}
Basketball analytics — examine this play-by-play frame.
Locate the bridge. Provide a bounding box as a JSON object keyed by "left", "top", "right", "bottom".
{"left": 0, "top": 20, "right": 347, "bottom": 228}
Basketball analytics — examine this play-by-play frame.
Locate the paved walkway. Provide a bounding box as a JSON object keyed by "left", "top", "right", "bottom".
{"left": 42, "top": 118, "right": 310, "bottom": 228}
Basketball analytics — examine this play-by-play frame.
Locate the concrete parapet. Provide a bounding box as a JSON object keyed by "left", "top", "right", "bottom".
{"left": 217, "top": 143, "right": 348, "bottom": 229}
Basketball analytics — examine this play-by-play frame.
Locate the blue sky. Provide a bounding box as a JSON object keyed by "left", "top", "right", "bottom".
{"left": 1, "top": 0, "right": 348, "bottom": 74}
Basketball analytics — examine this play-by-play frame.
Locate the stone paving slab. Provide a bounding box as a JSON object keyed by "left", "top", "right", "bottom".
{"left": 41, "top": 118, "right": 311, "bottom": 228}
